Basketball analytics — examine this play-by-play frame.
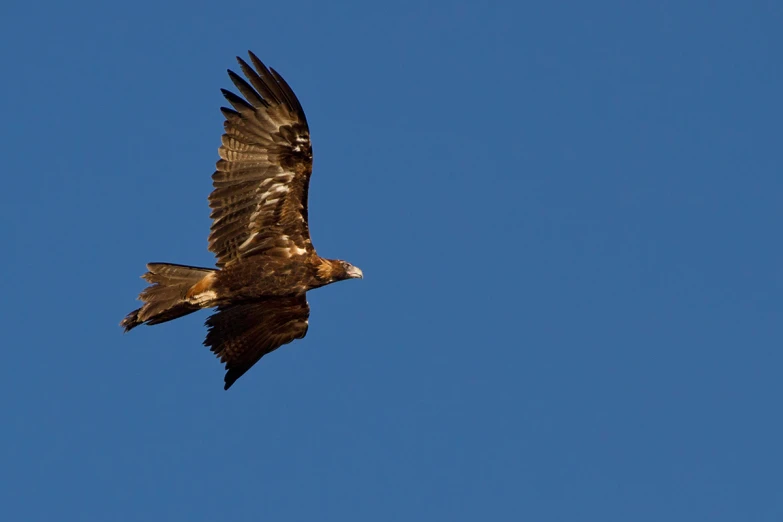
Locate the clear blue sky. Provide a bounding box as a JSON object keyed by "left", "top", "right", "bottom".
{"left": 1, "top": 1, "right": 781, "bottom": 520}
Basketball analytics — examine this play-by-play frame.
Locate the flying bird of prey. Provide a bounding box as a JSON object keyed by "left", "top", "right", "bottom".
{"left": 121, "top": 51, "right": 363, "bottom": 390}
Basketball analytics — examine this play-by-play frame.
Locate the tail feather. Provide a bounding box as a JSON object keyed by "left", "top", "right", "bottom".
{"left": 121, "top": 263, "right": 216, "bottom": 332}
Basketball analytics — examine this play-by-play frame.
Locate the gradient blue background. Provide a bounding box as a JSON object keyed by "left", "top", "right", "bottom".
{"left": 2, "top": 1, "right": 781, "bottom": 520}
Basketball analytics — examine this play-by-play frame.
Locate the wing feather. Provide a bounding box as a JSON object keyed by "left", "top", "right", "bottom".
{"left": 247, "top": 51, "right": 288, "bottom": 106}
{"left": 270, "top": 68, "right": 306, "bottom": 117}
{"left": 208, "top": 52, "right": 314, "bottom": 267}
{"left": 226, "top": 70, "right": 267, "bottom": 107}
{"left": 204, "top": 296, "right": 310, "bottom": 390}
{"left": 220, "top": 88, "right": 256, "bottom": 113}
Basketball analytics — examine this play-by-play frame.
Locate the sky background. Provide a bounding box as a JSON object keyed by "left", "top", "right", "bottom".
{"left": 1, "top": 1, "right": 781, "bottom": 520}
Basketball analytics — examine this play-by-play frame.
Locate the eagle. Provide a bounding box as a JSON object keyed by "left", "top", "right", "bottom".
{"left": 121, "top": 51, "right": 363, "bottom": 390}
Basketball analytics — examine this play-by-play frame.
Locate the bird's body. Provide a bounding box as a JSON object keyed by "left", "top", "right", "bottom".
{"left": 121, "top": 52, "right": 362, "bottom": 389}
{"left": 208, "top": 255, "right": 355, "bottom": 301}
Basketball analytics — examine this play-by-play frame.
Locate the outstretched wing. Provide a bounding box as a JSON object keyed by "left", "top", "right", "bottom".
{"left": 208, "top": 51, "right": 314, "bottom": 268}
{"left": 204, "top": 295, "right": 310, "bottom": 390}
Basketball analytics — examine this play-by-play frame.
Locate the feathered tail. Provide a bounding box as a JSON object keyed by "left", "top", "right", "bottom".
{"left": 121, "top": 263, "right": 216, "bottom": 332}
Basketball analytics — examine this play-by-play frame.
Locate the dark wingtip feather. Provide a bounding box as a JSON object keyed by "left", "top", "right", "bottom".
{"left": 246, "top": 50, "right": 266, "bottom": 70}
{"left": 220, "top": 88, "right": 254, "bottom": 111}
{"left": 236, "top": 55, "right": 280, "bottom": 106}
{"left": 226, "top": 69, "right": 243, "bottom": 87}
{"left": 269, "top": 67, "right": 306, "bottom": 122}
{"left": 120, "top": 309, "right": 142, "bottom": 332}
{"left": 224, "top": 369, "right": 241, "bottom": 390}
{"left": 219, "top": 106, "right": 240, "bottom": 119}
{"left": 227, "top": 70, "right": 267, "bottom": 108}
{"left": 224, "top": 369, "right": 245, "bottom": 390}
{"left": 246, "top": 51, "right": 288, "bottom": 106}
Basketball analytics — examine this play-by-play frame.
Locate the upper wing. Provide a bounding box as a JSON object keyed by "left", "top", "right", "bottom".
{"left": 208, "top": 51, "right": 314, "bottom": 268}
{"left": 204, "top": 295, "right": 310, "bottom": 390}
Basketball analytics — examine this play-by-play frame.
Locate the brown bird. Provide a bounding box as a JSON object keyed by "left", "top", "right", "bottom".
{"left": 121, "top": 51, "right": 363, "bottom": 390}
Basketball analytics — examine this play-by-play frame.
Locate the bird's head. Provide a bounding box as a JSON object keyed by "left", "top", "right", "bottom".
{"left": 339, "top": 260, "right": 363, "bottom": 280}
{"left": 316, "top": 258, "right": 363, "bottom": 284}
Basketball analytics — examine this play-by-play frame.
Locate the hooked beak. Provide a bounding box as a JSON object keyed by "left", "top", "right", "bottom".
{"left": 347, "top": 265, "right": 363, "bottom": 279}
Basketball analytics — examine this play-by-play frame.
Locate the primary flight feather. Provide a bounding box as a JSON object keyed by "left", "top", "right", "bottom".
{"left": 121, "top": 51, "right": 363, "bottom": 390}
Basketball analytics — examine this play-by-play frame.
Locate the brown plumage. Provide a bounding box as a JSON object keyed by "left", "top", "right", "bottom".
{"left": 121, "top": 51, "right": 362, "bottom": 390}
